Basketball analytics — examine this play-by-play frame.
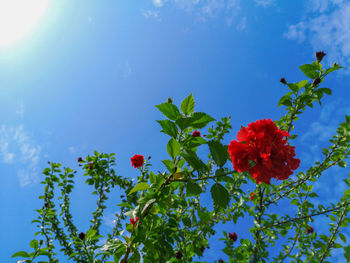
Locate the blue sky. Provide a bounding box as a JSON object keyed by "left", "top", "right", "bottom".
{"left": 1, "top": 0, "right": 350, "bottom": 262}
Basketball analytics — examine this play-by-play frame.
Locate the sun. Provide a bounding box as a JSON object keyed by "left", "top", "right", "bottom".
{"left": 0, "top": 0, "right": 49, "bottom": 48}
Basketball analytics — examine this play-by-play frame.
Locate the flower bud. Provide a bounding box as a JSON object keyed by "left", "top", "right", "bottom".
{"left": 228, "top": 232, "right": 238, "bottom": 242}
{"left": 306, "top": 225, "right": 314, "bottom": 234}
{"left": 78, "top": 157, "right": 83, "bottom": 162}
{"left": 280, "top": 78, "right": 287, "bottom": 84}
{"left": 167, "top": 97, "right": 173, "bottom": 104}
{"left": 218, "top": 259, "right": 224, "bottom": 263}
{"left": 316, "top": 51, "right": 326, "bottom": 62}
{"left": 175, "top": 251, "right": 183, "bottom": 259}
{"left": 200, "top": 246, "right": 206, "bottom": 253}
{"left": 78, "top": 232, "right": 85, "bottom": 240}
{"left": 312, "top": 77, "right": 321, "bottom": 86}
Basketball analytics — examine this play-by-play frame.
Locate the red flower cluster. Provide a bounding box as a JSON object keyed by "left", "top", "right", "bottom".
{"left": 192, "top": 130, "right": 201, "bottom": 137}
{"left": 306, "top": 225, "right": 314, "bottom": 234}
{"left": 228, "top": 119, "right": 300, "bottom": 184}
{"left": 88, "top": 162, "right": 93, "bottom": 170}
{"left": 130, "top": 216, "right": 139, "bottom": 229}
{"left": 130, "top": 154, "right": 144, "bottom": 168}
{"left": 250, "top": 192, "right": 256, "bottom": 201}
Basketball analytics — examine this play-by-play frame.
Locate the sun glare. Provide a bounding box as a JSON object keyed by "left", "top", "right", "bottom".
{"left": 0, "top": 0, "right": 49, "bottom": 48}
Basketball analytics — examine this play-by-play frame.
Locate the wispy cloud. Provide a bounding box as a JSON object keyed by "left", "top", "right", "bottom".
{"left": 151, "top": 0, "right": 242, "bottom": 26}
{"left": 284, "top": 1, "right": 350, "bottom": 72}
{"left": 255, "top": 0, "right": 274, "bottom": 7}
{"left": 142, "top": 9, "right": 162, "bottom": 21}
{"left": 0, "top": 125, "right": 41, "bottom": 187}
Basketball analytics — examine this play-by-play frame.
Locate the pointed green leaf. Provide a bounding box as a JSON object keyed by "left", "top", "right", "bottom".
{"left": 155, "top": 103, "right": 181, "bottom": 120}
{"left": 190, "top": 112, "right": 215, "bottom": 129}
{"left": 167, "top": 138, "right": 181, "bottom": 159}
{"left": 128, "top": 182, "right": 150, "bottom": 195}
{"left": 211, "top": 183, "right": 230, "bottom": 209}
{"left": 86, "top": 229, "right": 97, "bottom": 240}
{"left": 299, "top": 64, "right": 319, "bottom": 79}
{"left": 186, "top": 180, "right": 202, "bottom": 196}
{"left": 208, "top": 140, "right": 229, "bottom": 167}
{"left": 180, "top": 93, "right": 195, "bottom": 116}
{"left": 12, "top": 251, "right": 30, "bottom": 258}
{"left": 157, "top": 120, "right": 178, "bottom": 138}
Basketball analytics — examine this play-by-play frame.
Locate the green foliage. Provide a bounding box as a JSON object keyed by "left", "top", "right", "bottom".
{"left": 13, "top": 55, "right": 350, "bottom": 263}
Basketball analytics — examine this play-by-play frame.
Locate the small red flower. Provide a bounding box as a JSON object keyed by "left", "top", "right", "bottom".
{"left": 250, "top": 192, "right": 256, "bottom": 201}
{"left": 192, "top": 130, "right": 201, "bottom": 137}
{"left": 130, "top": 154, "right": 144, "bottom": 168}
{"left": 78, "top": 157, "right": 83, "bottom": 162}
{"left": 228, "top": 232, "right": 238, "bottom": 242}
{"left": 88, "top": 162, "right": 93, "bottom": 170}
{"left": 306, "top": 225, "right": 314, "bottom": 234}
{"left": 228, "top": 119, "right": 300, "bottom": 184}
{"left": 130, "top": 216, "right": 139, "bottom": 229}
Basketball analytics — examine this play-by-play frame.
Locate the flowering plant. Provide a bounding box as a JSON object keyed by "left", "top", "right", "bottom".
{"left": 12, "top": 54, "right": 350, "bottom": 262}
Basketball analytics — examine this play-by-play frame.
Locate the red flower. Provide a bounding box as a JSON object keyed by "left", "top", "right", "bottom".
{"left": 192, "top": 130, "right": 201, "bottom": 137}
{"left": 88, "top": 162, "right": 93, "bottom": 170}
{"left": 228, "top": 119, "right": 300, "bottom": 184}
{"left": 130, "top": 154, "right": 144, "bottom": 168}
{"left": 306, "top": 225, "right": 314, "bottom": 234}
{"left": 228, "top": 232, "right": 238, "bottom": 242}
{"left": 250, "top": 192, "right": 256, "bottom": 201}
{"left": 130, "top": 216, "right": 139, "bottom": 229}
{"left": 316, "top": 51, "right": 326, "bottom": 62}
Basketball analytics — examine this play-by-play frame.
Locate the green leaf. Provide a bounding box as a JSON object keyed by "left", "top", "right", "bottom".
{"left": 182, "top": 151, "right": 208, "bottom": 172}
{"left": 318, "top": 87, "right": 332, "bottom": 95}
{"left": 190, "top": 112, "right": 215, "bottom": 129}
{"left": 167, "top": 138, "right": 181, "bottom": 159}
{"left": 162, "top": 159, "right": 175, "bottom": 172}
{"left": 344, "top": 245, "right": 350, "bottom": 261}
{"left": 30, "top": 239, "right": 39, "bottom": 249}
{"left": 340, "top": 233, "right": 347, "bottom": 243}
{"left": 12, "top": 251, "right": 30, "bottom": 258}
{"left": 325, "top": 63, "right": 343, "bottom": 75}
{"left": 155, "top": 103, "right": 181, "bottom": 120}
{"left": 299, "top": 64, "right": 319, "bottom": 79}
{"left": 211, "top": 183, "right": 230, "bottom": 209}
{"left": 86, "top": 229, "right": 97, "bottom": 240}
{"left": 180, "top": 93, "right": 195, "bottom": 116}
{"left": 186, "top": 180, "right": 202, "bottom": 196}
{"left": 208, "top": 140, "right": 228, "bottom": 167}
{"left": 157, "top": 120, "right": 178, "bottom": 138}
{"left": 278, "top": 94, "right": 292, "bottom": 107}
{"left": 128, "top": 182, "right": 150, "bottom": 195}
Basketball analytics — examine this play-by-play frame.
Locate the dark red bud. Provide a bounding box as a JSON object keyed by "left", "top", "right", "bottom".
{"left": 200, "top": 246, "right": 206, "bottom": 253}
{"left": 316, "top": 51, "right": 326, "bottom": 62}
{"left": 78, "top": 232, "right": 86, "bottom": 240}
{"left": 280, "top": 78, "right": 287, "bottom": 84}
{"left": 78, "top": 157, "right": 83, "bottom": 162}
{"left": 312, "top": 77, "right": 321, "bottom": 86}
{"left": 228, "top": 232, "right": 238, "bottom": 242}
{"left": 218, "top": 259, "right": 224, "bottom": 263}
{"left": 175, "top": 251, "right": 183, "bottom": 259}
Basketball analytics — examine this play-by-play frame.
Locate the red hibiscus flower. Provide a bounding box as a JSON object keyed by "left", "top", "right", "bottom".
{"left": 130, "top": 154, "right": 144, "bottom": 168}
{"left": 130, "top": 217, "right": 139, "bottom": 229}
{"left": 192, "top": 130, "right": 201, "bottom": 137}
{"left": 228, "top": 119, "right": 300, "bottom": 184}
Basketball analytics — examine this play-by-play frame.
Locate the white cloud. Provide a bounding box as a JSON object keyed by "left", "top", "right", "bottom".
{"left": 142, "top": 9, "right": 161, "bottom": 21}
{"left": 285, "top": 1, "right": 350, "bottom": 72}
{"left": 103, "top": 212, "right": 120, "bottom": 228}
{"left": 236, "top": 16, "right": 247, "bottom": 30}
{"left": 255, "top": 0, "right": 274, "bottom": 7}
{"left": 152, "top": 0, "right": 242, "bottom": 26}
{"left": 0, "top": 125, "right": 41, "bottom": 187}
